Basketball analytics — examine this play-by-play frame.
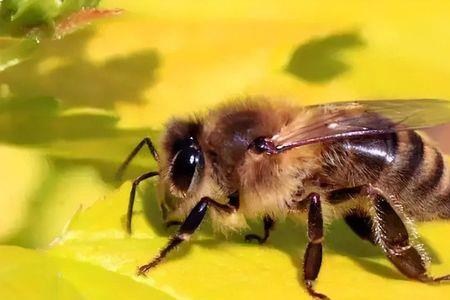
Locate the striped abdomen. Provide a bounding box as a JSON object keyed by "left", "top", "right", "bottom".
{"left": 323, "top": 131, "right": 450, "bottom": 220}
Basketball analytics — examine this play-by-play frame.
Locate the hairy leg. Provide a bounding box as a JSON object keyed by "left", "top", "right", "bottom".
{"left": 369, "top": 188, "right": 450, "bottom": 283}
{"left": 327, "top": 186, "right": 376, "bottom": 244}
{"left": 344, "top": 210, "right": 376, "bottom": 244}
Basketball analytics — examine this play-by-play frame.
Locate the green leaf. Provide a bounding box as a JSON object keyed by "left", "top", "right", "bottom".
{"left": 0, "top": 0, "right": 121, "bottom": 72}
{"left": 0, "top": 95, "right": 158, "bottom": 248}
{"left": 58, "top": 0, "right": 101, "bottom": 17}
{"left": 0, "top": 145, "right": 112, "bottom": 248}
{"left": 0, "top": 246, "right": 175, "bottom": 300}
{"left": 0, "top": 0, "right": 103, "bottom": 37}
{"left": 0, "top": 0, "right": 60, "bottom": 36}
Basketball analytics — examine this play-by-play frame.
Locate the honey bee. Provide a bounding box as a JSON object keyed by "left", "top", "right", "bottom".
{"left": 117, "top": 98, "right": 450, "bottom": 299}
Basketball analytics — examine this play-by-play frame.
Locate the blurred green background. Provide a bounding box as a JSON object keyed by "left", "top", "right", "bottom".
{"left": 1, "top": 1, "right": 450, "bottom": 299}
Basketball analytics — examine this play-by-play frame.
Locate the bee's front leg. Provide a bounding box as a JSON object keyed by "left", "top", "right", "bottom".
{"left": 137, "top": 197, "right": 235, "bottom": 275}
{"left": 118, "top": 136, "right": 160, "bottom": 235}
{"left": 126, "top": 171, "right": 159, "bottom": 234}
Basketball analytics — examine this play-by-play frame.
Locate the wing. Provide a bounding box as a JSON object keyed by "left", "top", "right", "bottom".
{"left": 270, "top": 99, "right": 450, "bottom": 153}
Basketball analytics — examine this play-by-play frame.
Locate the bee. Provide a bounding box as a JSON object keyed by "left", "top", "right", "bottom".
{"left": 117, "top": 98, "right": 450, "bottom": 299}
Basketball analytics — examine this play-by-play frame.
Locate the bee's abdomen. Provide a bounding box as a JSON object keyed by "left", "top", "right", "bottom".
{"left": 356, "top": 130, "right": 450, "bottom": 220}
{"left": 404, "top": 140, "right": 450, "bottom": 220}
{"left": 324, "top": 130, "right": 450, "bottom": 220}
{"left": 359, "top": 130, "right": 450, "bottom": 220}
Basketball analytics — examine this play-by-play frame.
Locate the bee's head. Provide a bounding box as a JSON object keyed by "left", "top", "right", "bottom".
{"left": 161, "top": 119, "right": 205, "bottom": 197}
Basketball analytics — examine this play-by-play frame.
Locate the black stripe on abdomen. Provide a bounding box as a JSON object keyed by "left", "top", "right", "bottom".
{"left": 401, "top": 131, "right": 424, "bottom": 181}
{"left": 387, "top": 131, "right": 424, "bottom": 191}
{"left": 414, "top": 148, "right": 444, "bottom": 199}
{"left": 436, "top": 188, "right": 450, "bottom": 219}
{"left": 404, "top": 131, "right": 425, "bottom": 175}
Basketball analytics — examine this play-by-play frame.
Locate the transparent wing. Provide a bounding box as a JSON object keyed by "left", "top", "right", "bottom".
{"left": 270, "top": 99, "right": 450, "bottom": 153}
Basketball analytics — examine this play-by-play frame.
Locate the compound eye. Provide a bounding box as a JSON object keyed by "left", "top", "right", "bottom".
{"left": 171, "top": 147, "right": 204, "bottom": 192}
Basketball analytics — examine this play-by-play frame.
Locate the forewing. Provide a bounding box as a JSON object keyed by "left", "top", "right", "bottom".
{"left": 339, "top": 99, "right": 450, "bottom": 128}
{"left": 270, "top": 99, "right": 450, "bottom": 153}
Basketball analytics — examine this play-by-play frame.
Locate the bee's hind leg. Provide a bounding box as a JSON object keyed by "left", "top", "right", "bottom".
{"left": 327, "top": 185, "right": 376, "bottom": 244}
{"left": 245, "top": 215, "right": 275, "bottom": 244}
{"left": 343, "top": 210, "right": 376, "bottom": 244}
{"left": 369, "top": 188, "right": 450, "bottom": 283}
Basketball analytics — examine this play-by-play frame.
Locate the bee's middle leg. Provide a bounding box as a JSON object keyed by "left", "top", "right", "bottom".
{"left": 286, "top": 192, "right": 330, "bottom": 298}
{"left": 302, "top": 193, "right": 329, "bottom": 299}
{"left": 225, "top": 191, "right": 274, "bottom": 244}
{"left": 245, "top": 215, "right": 275, "bottom": 244}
